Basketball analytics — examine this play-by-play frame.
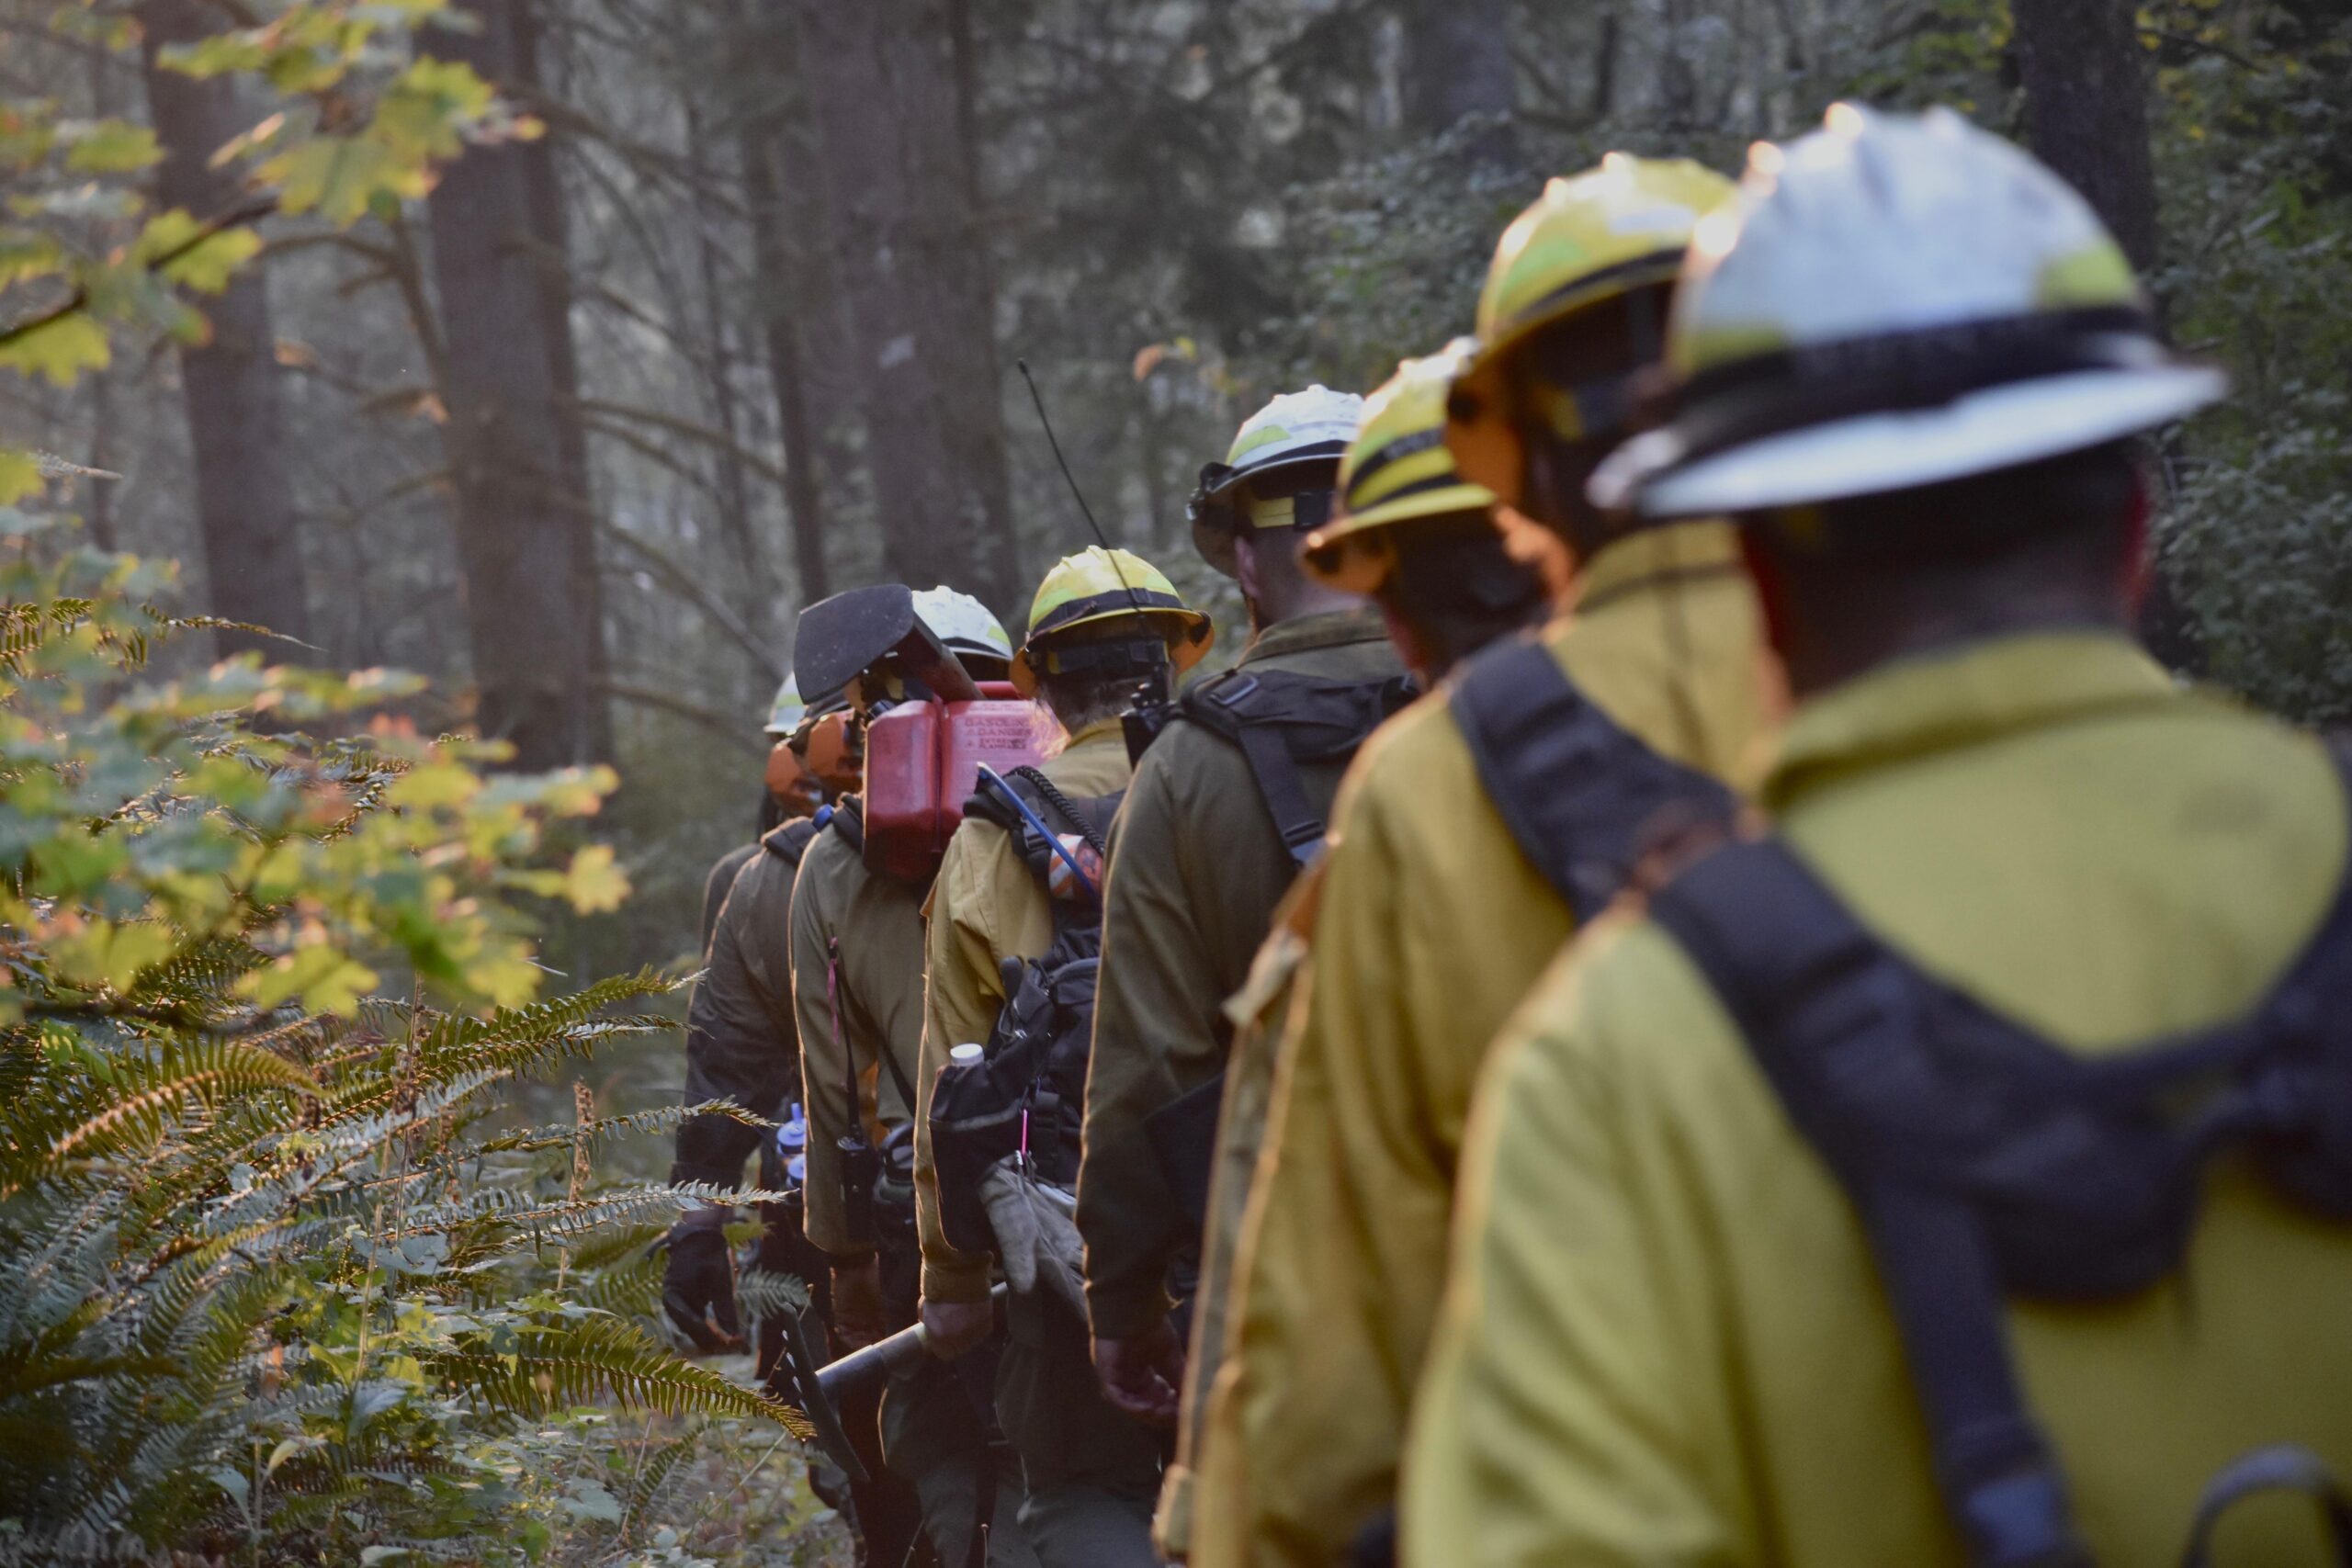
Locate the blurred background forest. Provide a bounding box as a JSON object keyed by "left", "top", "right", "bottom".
{"left": 6, "top": 0, "right": 2350, "bottom": 998}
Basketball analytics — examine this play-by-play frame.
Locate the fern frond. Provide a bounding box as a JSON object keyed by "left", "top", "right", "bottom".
{"left": 463, "top": 1098, "right": 771, "bottom": 1156}
{"left": 11, "top": 1043, "right": 318, "bottom": 1192}
{"left": 439, "top": 1313, "right": 810, "bottom": 1434}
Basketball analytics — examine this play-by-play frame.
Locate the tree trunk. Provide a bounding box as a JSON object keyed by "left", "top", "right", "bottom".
{"left": 140, "top": 0, "right": 311, "bottom": 659}
{"left": 1399, "top": 0, "right": 1514, "bottom": 160}
{"left": 797, "top": 0, "right": 1023, "bottom": 615}
{"left": 683, "top": 93, "right": 771, "bottom": 626}
{"left": 423, "top": 0, "right": 611, "bottom": 769}
{"left": 2014, "top": 0, "right": 2159, "bottom": 272}
{"left": 737, "top": 118, "right": 832, "bottom": 604}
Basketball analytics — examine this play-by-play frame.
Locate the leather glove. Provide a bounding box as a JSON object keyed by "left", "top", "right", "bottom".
{"left": 660, "top": 1208, "right": 743, "bottom": 1353}
{"left": 978, "top": 1159, "right": 1085, "bottom": 1318}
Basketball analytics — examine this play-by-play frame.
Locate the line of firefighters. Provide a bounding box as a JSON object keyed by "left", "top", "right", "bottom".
{"left": 663, "top": 104, "right": 2352, "bottom": 1568}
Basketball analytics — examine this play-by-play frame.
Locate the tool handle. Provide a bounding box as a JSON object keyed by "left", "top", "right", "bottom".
{"left": 814, "top": 1282, "right": 1011, "bottom": 1404}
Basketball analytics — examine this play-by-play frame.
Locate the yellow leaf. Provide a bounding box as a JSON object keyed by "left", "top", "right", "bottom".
{"left": 561, "top": 844, "right": 629, "bottom": 915}
{"left": 0, "top": 311, "right": 110, "bottom": 388}
{"left": 0, "top": 448, "right": 41, "bottom": 505}
{"left": 264, "top": 136, "right": 405, "bottom": 226}
{"left": 62, "top": 119, "right": 162, "bottom": 175}
{"left": 386, "top": 761, "right": 481, "bottom": 810}
{"left": 164, "top": 228, "right": 261, "bottom": 294}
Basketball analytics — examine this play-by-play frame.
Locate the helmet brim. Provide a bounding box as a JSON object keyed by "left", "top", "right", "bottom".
{"left": 1598, "top": 365, "right": 2227, "bottom": 519}
{"left": 1008, "top": 605, "right": 1215, "bottom": 695}
{"left": 1191, "top": 445, "right": 1351, "bottom": 578}
{"left": 1307, "top": 483, "right": 1497, "bottom": 548}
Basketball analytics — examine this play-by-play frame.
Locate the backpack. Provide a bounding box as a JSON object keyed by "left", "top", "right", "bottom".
{"left": 1120, "top": 662, "right": 1418, "bottom": 1220}
{"left": 1135, "top": 665, "right": 1420, "bottom": 867}
{"left": 1451, "top": 633, "right": 1736, "bottom": 924}
{"left": 925, "top": 765, "right": 1125, "bottom": 1258}
{"left": 1644, "top": 742, "right": 2352, "bottom": 1568}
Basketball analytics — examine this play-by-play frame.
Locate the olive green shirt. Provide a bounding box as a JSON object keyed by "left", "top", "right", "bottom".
{"left": 672, "top": 819, "right": 821, "bottom": 1190}
{"left": 1406, "top": 632, "right": 2352, "bottom": 1567}
{"left": 1079, "top": 606, "right": 1401, "bottom": 1339}
{"left": 789, "top": 802, "right": 931, "bottom": 1258}
{"left": 917, "top": 718, "right": 1135, "bottom": 1306}
{"left": 1196, "top": 524, "right": 1771, "bottom": 1568}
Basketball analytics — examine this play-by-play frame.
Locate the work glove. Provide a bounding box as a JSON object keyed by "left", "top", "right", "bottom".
{"left": 660, "top": 1207, "right": 743, "bottom": 1353}
{"left": 977, "top": 1158, "right": 1085, "bottom": 1318}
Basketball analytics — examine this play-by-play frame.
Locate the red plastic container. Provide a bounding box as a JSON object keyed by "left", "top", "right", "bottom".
{"left": 862, "top": 696, "right": 1047, "bottom": 882}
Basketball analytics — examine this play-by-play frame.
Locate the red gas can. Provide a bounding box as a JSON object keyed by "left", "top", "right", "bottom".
{"left": 862, "top": 696, "right": 1049, "bottom": 883}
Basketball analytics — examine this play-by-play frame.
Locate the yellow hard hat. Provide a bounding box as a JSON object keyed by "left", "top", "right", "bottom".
{"left": 1302, "top": 342, "right": 1498, "bottom": 594}
{"left": 1447, "top": 154, "right": 1737, "bottom": 510}
{"left": 1009, "top": 546, "right": 1214, "bottom": 695}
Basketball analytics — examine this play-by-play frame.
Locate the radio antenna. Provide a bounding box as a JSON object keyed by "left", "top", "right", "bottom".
{"left": 1017, "top": 357, "right": 1148, "bottom": 615}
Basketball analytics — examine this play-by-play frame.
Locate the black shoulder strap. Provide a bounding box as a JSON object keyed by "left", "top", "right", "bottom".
{"left": 1647, "top": 840, "right": 2090, "bottom": 1568}
{"left": 1641, "top": 739, "right": 2352, "bottom": 1568}
{"left": 826, "top": 796, "right": 865, "bottom": 855}
{"left": 964, "top": 765, "right": 1120, "bottom": 893}
{"left": 1453, "top": 636, "right": 1736, "bottom": 924}
{"left": 1178, "top": 668, "right": 1419, "bottom": 867}
{"left": 763, "top": 815, "right": 822, "bottom": 870}
{"left": 1187, "top": 671, "right": 1329, "bottom": 866}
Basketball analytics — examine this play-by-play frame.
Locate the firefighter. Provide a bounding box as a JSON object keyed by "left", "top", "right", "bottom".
{"left": 1079, "top": 385, "right": 1407, "bottom": 1438}
{"left": 1402, "top": 104, "right": 2352, "bottom": 1568}
{"left": 1151, "top": 349, "right": 1549, "bottom": 1561}
{"left": 699, "top": 675, "right": 826, "bottom": 955}
{"left": 1297, "top": 344, "right": 1550, "bottom": 683}
{"left": 790, "top": 586, "right": 1031, "bottom": 1566}
{"left": 916, "top": 547, "right": 1210, "bottom": 1568}
{"left": 1193, "top": 155, "right": 1774, "bottom": 1568}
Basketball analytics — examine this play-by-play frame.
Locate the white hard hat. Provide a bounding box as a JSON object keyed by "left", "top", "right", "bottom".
{"left": 1591, "top": 105, "right": 2225, "bottom": 518}
{"left": 1189, "top": 385, "right": 1366, "bottom": 575}
{"left": 763, "top": 674, "right": 806, "bottom": 737}
{"left": 911, "top": 586, "right": 1013, "bottom": 666}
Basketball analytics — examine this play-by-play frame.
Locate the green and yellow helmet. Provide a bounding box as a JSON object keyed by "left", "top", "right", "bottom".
{"left": 1188, "top": 385, "right": 1364, "bottom": 577}
{"left": 1302, "top": 342, "right": 1498, "bottom": 593}
{"left": 1009, "top": 546, "right": 1214, "bottom": 696}
{"left": 1446, "top": 154, "right": 1737, "bottom": 512}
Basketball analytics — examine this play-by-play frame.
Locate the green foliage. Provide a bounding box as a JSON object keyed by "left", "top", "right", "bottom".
{"left": 0, "top": 1, "right": 520, "bottom": 465}
{"left": 2146, "top": 2, "right": 2352, "bottom": 720}
{"left": 0, "top": 513, "right": 820, "bottom": 1562}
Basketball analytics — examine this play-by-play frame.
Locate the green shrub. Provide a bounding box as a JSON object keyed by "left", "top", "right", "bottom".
{"left": 0, "top": 516, "right": 825, "bottom": 1564}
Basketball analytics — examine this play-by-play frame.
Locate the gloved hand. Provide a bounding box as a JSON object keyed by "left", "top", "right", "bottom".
{"left": 830, "top": 1253, "right": 889, "bottom": 1351}
{"left": 978, "top": 1158, "right": 1085, "bottom": 1316}
{"left": 922, "top": 1295, "right": 996, "bottom": 1360}
{"left": 661, "top": 1207, "right": 743, "bottom": 1353}
{"left": 1093, "top": 1315, "right": 1184, "bottom": 1427}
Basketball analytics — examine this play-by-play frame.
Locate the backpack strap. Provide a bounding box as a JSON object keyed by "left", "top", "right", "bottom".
{"left": 1453, "top": 636, "right": 1736, "bottom": 924}
{"left": 1178, "top": 668, "right": 1418, "bottom": 867}
{"left": 1648, "top": 840, "right": 2090, "bottom": 1568}
{"left": 2178, "top": 1446, "right": 2352, "bottom": 1568}
{"left": 762, "top": 814, "right": 822, "bottom": 870}
{"left": 1193, "top": 672, "right": 1328, "bottom": 866}
{"left": 826, "top": 796, "right": 865, "bottom": 855}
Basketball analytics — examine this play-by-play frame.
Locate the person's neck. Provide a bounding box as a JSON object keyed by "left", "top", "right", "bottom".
{"left": 1781, "top": 600, "right": 2132, "bottom": 700}
{"left": 1250, "top": 581, "right": 1365, "bottom": 633}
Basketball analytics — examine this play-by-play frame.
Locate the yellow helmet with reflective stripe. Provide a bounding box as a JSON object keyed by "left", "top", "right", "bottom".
{"left": 1447, "top": 154, "right": 1736, "bottom": 510}
{"left": 1010, "top": 546, "right": 1214, "bottom": 695}
{"left": 1302, "top": 343, "right": 1497, "bottom": 592}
